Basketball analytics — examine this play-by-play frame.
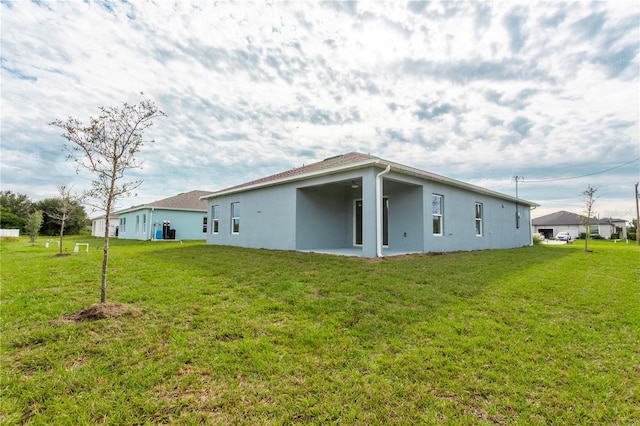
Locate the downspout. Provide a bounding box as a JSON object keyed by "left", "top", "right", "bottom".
{"left": 376, "top": 165, "right": 391, "bottom": 257}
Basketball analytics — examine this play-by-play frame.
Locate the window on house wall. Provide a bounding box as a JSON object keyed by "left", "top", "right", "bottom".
{"left": 143, "top": 214, "right": 146, "bottom": 233}
{"left": 475, "top": 203, "right": 483, "bottom": 236}
{"left": 231, "top": 202, "right": 240, "bottom": 234}
{"left": 212, "top": 205, "right": 220, "bottom": 234}
{"left": 135, "top": 215, "right": 140, "bottom": 233}
{"left": 432, "top": 194, "right": 443, "bottom": 236}
{"left": 202, "top": 217, "right": 207, "bottom": 233}
{"left": 590, "top": 225, "right": 599, "bottom": 235}
{"left": 120, "top": 217, "right": 126, "bottom": 233}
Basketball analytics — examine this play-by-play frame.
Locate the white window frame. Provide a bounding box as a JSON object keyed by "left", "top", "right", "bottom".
{"left": 231, "top": 202, "right": 240, "bottom": 234}
{"left": 475, "top": 202, "right": 483, "bottom": 236}
{"left": 211, "top": 205, "right": 220, "bottom": 234}
{"left": 142, "top": 214, "right": 147, "bottom": 233}
{"left": 432, "top": 194, "right": 443, "bottom": 236}
{"left": 135, "top": 215, "right": 140, "bottom": 233}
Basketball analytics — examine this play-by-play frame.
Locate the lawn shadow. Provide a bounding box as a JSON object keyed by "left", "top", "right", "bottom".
{"left": 134, "top": 243, "right": 576, "bottom": 311}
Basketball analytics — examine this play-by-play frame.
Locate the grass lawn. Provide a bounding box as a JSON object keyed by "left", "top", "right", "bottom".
{"left": 1, "top": 237, "right": 639, "bottom": 424}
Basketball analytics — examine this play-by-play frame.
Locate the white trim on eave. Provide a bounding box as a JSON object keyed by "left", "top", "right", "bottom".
{"left": 115, "top": 206, "right": 207, "bottom": 215}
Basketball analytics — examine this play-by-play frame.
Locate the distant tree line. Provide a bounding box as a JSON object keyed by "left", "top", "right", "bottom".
{"left": 0, "top": 190, "right": 89, "bottom": 236}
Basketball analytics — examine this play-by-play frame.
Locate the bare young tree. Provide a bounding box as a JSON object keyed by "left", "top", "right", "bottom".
{"left": 51, "top": 94, "right": 165, "bottom": 303}
{"left": 581, "top": 185, "right": 599, "bottom": 252}
{"left": 47, "top": 185, "right": 84, "bottom": 255}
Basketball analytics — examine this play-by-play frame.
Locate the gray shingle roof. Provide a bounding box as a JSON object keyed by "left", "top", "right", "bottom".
{"left": 201, "top": 152, "right": 538, "bottom": 207}
{"left": 532, "top": 210, "right": 626, "bottom": 226}
{"left": 207, "top": 152, "right": 376, "bottom": 195}
{"left": 118, "top": 190, "right": 210, "bottom": 213}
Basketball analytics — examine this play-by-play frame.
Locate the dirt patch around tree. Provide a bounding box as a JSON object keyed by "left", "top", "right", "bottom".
{"left": 60, "top": 303, "right": 143, "bottom": 323}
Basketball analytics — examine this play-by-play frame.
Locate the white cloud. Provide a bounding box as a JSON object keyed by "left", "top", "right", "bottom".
{"left": 1, "top": 0, "right": 638, "bottom": 220}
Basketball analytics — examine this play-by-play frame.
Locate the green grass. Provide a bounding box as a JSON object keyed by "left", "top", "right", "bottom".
{"left": 1, "top": 236, "right": 639, "bottom": 424}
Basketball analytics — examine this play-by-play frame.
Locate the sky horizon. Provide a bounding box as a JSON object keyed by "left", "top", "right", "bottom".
{"left": 2, "top": 1, "right": 639, "bottom": 221}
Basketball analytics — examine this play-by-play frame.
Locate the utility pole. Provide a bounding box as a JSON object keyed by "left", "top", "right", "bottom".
{"left": 636, "top": 182, "right": 640, "bottom": 246}
{"left": 513, "top": 176, "right": 524, "bottom": 229}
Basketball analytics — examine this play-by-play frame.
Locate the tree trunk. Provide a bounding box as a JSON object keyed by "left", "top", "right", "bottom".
{"left": 101, "top": 212, "right": 110, "bottom": 303}
{"left": 58, "top": 215, "right": 65, "bottom": 255}
{"left": 584, "top": 231, "right": 589, "bottom": 252}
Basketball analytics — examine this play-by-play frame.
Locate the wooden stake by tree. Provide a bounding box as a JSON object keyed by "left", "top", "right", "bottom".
{"left": 51, "top": 94, "right": 165, "bottom": 303}
{"left": 581, "top": 185, "right": 599, "bottom": 252}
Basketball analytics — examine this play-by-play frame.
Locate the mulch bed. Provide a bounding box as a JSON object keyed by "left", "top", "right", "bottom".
{"left": 60, "top": 303, "right": 143, "bottom": 323}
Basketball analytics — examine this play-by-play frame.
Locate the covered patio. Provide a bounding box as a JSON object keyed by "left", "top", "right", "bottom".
{"left": 295, "top": 175, "right": 424, "bottom": 257}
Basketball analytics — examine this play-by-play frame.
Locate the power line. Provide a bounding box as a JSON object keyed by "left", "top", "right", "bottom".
{"left": 521, "top": 157, "right": 640, "bottom": 183}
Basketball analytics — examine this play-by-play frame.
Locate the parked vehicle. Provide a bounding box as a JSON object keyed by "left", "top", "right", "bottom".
{"left": 555, "top": 231, "right": 572, "bottom": 241}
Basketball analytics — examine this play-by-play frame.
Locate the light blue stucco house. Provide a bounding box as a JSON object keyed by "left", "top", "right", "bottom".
{"left": 201, "top": 152, "right": 539, "bottom": 258}
{"left": 116, "top": 190, "right": 210, "bottom": 241}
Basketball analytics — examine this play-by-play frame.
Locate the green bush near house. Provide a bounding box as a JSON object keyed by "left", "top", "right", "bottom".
{"left": 2, "top": 237, "right": 639, "bottom": 425}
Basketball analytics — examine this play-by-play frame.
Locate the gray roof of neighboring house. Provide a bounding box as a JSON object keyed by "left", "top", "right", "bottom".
{"left": 200, "top": 152, "right": 539, "bottom": 207}
{"left": 532, "top": 210, "right": 627, "bottom": 226}
{"left": 117, "top": 190, "right": 210, "bottom": 214}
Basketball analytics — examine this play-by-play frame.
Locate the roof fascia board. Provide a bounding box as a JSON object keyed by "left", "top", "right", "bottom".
{"left": 116, "top": 206, "right": 206, "bottom": 214}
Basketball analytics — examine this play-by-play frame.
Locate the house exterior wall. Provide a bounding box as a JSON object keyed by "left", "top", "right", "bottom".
{"left": 417, "top": 178, "right": 531, "bottom": 252}
{"left": 117, "top": 208, "right": 207, "bottom": 240}
{"left": 207, "top": 184, "right": 297, "bottom": 250}
{"left": 205, "top": 166, "right": 533, "bottom": 256}
{"left": 383, "top": 179, "right": 424, "bottom": 253}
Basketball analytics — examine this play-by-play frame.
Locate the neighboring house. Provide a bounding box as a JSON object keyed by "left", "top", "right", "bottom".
{"left": 201, "top": 152, "right": 538, "bottom": 258}
{"left": 116, "top": 190, "right": 211, "bottom": 241}
{"left": 91, "top": 214, "right": 119, "bottom": 237}
{"left": 532, "top": 210, "right": 627, "bottom": 240}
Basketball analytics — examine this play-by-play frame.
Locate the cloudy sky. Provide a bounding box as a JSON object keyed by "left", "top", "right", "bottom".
{"left": 2, "top": 1, "right": 639, "bottom": 220}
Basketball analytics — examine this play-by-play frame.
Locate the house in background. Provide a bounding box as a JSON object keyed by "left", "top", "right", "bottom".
{"left": 91, "top": 214, "right": 119, "bottom": 237}
{"left": 532, "top": 210, "right": 627, "bottom": 240}
{"left": 116, "top": 190, "right": 211, "bottom": 241}
{"left": 201, "top": 152, "right": 538, "bottom": 258}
